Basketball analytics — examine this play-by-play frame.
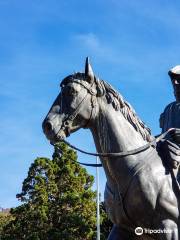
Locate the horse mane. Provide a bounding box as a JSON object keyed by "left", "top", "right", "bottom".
{"left": 100, "top": 80, "right": 152, "bottom": 142}
{"left": 61, "top": 72, "right": 152, "bottom": 142}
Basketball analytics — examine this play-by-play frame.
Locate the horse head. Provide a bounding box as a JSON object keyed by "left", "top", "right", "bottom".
{"left": 42, "top": 58, "right": 104, "bottom": 143}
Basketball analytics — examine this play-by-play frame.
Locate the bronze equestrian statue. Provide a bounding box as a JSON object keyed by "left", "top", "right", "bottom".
{"left": 42, "top": 59, "right": 179, "bottom": 239}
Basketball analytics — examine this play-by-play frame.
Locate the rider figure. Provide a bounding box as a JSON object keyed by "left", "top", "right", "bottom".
{"left": 159, "top": 65, "right": 180, "bottom": 176}
{"left": 160, "top": 65, "right": 180, "bottom": 132}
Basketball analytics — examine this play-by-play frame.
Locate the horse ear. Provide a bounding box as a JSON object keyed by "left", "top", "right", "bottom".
{"left": 95, "top": 77, "right": 105, "bottom": 96}
{"left": 85, "top": 57, "right": 94, "bottom": 83}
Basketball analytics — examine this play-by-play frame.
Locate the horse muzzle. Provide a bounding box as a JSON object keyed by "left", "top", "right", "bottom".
{"left": 42, "top": 118, "right": 67, "bottom": 143}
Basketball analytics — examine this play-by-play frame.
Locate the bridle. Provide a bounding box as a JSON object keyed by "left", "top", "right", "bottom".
{"left": 57, "top": 79, "right": 97, "bottom": 138}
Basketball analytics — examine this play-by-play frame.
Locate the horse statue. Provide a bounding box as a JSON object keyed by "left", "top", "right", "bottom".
{"left": 42, "top": 58, "right": 179, "bottom": 239}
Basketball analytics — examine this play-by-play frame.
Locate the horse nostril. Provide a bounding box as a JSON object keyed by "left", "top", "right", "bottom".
{"left": 44, "top": 121, "right": 53, "bottom": 133}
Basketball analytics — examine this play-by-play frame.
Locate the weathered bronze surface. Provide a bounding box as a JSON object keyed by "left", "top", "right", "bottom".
{"left": 43, "top": 59, "right": 179, "bottom": 239}
{"left": 160, "top": 65, "right": 180, "bottom": 131}
{"left": 160, "top": 66, "right": 180, "bottom": 182}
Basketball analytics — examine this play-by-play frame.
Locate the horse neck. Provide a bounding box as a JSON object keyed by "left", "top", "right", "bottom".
{"left": 90, "top": 97, "right": 150, "bottom": 192}
{"left": 91, "top": 98, "right": 147, "bottom": 154}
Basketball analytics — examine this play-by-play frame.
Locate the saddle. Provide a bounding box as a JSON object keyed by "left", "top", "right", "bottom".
{"left": 157, "top": 129, "right": 180, "bottom": 184}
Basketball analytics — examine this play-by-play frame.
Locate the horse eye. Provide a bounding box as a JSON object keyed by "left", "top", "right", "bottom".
{"left": 174, "top": 79, "right": 180, "bottom": 85}
{"left": 65, "top": 86, "right": 77, "bottom": 96}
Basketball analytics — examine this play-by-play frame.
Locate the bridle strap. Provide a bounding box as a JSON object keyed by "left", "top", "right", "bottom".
{"left": 70, "top": 79, "right": 97, "bottom": 95}
{"left": 59, "top": 81, "right": 96, "bottom": 135}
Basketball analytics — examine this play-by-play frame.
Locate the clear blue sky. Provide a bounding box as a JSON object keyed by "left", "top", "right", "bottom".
{"left": 1, "top": 0, "right": 180, "bottom": 207}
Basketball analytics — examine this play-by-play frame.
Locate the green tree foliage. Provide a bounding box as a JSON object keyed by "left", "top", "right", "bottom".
{"left": 0, "top": 211, "right": 13, "bottom": 237}
{"left": 2, "top": 143, "right": 97, "bottom": 240}
{"left": 100, "top": 202, "right": 113, "bottom": 240}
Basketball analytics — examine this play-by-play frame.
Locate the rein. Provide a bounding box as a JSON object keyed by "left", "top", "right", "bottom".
{"left": 55, "top": 78, "right": 175, "bottom": 167}
{"left": 53, "top": 128, "right": 176, "bottom": 167}
{"left": 55, "top": 77, "right": 176, "bottom": 167}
